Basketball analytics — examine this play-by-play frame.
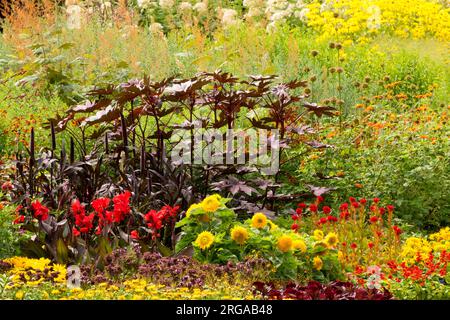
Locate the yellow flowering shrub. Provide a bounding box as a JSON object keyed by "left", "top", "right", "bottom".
{"left": 305, "top": 0, "right": 450, "bottom": 42}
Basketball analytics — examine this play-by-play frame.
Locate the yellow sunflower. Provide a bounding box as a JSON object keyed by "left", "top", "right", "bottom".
{"left": 185, "top": 203, "right": 201, "bottom": 218}
{"left": 313, "top": 256, "right": 323, "bottom": 271}
{"left": 231, "top": 226, "right": 249, "bottom": 245}
{"left": 293, "top": 239, "right": 307, "bottom": 253}
{"left": 195, "top": 231, "right": 215, "bottom": 250}
{"left": 313, "top": 229, "right": 324, "bottom": 241}
{"left": 251, "top": 213, "right": 268, "bottom": 229}
{"left": 201, "top": 195, "right": 221, "bottom": 213}
{"left": 277, "top": 235, "right": 293, "bottom": 253}
{"left": 325, "top": 232, "right": 339, "bottom": 248}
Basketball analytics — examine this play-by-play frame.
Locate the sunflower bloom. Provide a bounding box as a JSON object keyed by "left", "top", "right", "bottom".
{"left": 313, "top": 229, "right": 324, "bottom": 241}
{"left": 293, "top": 239, "right": 307, "bottom": 253}
{"left": 231, "top": 226, "right": 249, "bottom": 245}
{"left": 277, "top": 235, "right": 293, "bottom": 253}
{"left": 251, "top": 213, "right": 268, "bottom": 229}
{"left": 195, "top": 231, "right": 215, "bottom": 250}
{"left": 313, "top": 256, "right": 323, "bottom": 271}
{"left": 325, "top": 232, "right": 339, "bottom": 248}
{"left": 186, "top": 203, "right": 201, "bottom": 218}
{"left": 201, "top": 195, "right": 221, "bottom": 213}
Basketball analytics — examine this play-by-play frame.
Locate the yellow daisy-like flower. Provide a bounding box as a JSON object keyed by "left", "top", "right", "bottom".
{"left": 325, "top": 232, "right": 339, "bottom": 248}
{"left": 277, "top": 235, "right": 293, "bottom": 253}
{"left": 251, "top": 213, "right": 268, "bottom": 229}
{"left": 313, "top": 229, "right": 324, "bottom": 241}
{"left": 293, "top": 239, "right": 307, "bottom": 253}
{"left": 195, "top": 231, "right": 215, "bottom": 250}
{"left": 231, "top": 226, "right": 249, "bottom": 245}
{"left": 201, "top": 195, "right": 221, "bottom": 213}
{"left": 338, "top": 250, "right": 345, "bottom": 263}
{"left": 313, "top": 256, "right": 323, "bottom": 271}
{"left": 186, "top": 203, "right": 201, "bottom": 218}
{"left": 268, "top": 220, "right": 278, "bottom": 231}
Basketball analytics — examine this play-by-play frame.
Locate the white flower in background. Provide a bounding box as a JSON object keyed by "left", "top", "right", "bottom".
{"left": 179, "top": 2, "right": 193, "bottom": 12}
{"left": 149, "top": 22, "right": 164, "bottom": 33}
{"left": 66, "top": 5, "right": 83, "bottom": 30}
{"left": 320, "top": 1, "right": 334, "bottom": 13}
{"left": 137, "top": 0, "right": 153, "bottom": 9}
{"left": 221, "top": 8, "right": 238, "bottom": 27}
{"left": 243, "top": 0, "right": 265, "bottom": 18}
{"left": 65, "top": 0, "right": 80, "bottom": 5}
{"left": 101, "top": 1, "right": 112, "bottom": 14}
{"left": 193, "top": 2, "right": 208, "bottom": 14}
{"left": 159, "top": 0, "right": 175, "bottom": 10}
{"left": 294, "top": 7, "right": 309, "bottom": 22}
{"left": 266, "top": 21, "right": 278, "bottom": 32}
{"left": 295, "top": 0, "right": 306, "bottom": 8}
{"left": 270, "top": 10, "right": 288, "bottom": 22}
{"left": 266, "top": 0, "right": 289, "bottom": 13}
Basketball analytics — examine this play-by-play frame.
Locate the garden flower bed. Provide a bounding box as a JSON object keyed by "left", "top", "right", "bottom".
{"left": 0, "top": 0, "right": 449, "bottom": 303}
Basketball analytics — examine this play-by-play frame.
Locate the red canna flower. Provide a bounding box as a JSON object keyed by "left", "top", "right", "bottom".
{"left": 131, "top": 230, "right": 139, "bottom": 240}
{"left": 13, "top": 215, "right": 25, "bottom": 224}
{"left": 71, "top": 199, "right": 85, "bottom": 216}
{"left": 31, "top": 200, "right": 49, "bottom": 221}
{"left": 322, "top": 206, "right": 331, "bottom": 214}
{"left": 91, "top": 198, "right": 110, "bottom": 215}
{"left": 72, "top": 227, "right": 80, "bottom": 237}
{"left": 112, "top": 191, "right": 132, "bottom": 223}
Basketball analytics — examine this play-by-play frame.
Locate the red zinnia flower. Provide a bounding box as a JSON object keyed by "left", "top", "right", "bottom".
{"left": 295, "top": 208, "right": 303, "bottom": 215}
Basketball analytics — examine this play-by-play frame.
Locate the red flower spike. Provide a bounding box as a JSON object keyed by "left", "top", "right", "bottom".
{"left": 322, "top": 206, "right": 331, "bottom": 214}
{"left": 291, "top": 223, "right": 299, "bottom": 231}
{"left": 387, "top": 205, "right": 394, "bottom": 213}
{"left": 373, "top": 198, "right": 380, "bottom": 203}
{"left": 368, "top": 242, "right": 374, "bottom": 249}
{"left": 359, "top": 198, "right": 367, "bottom": 205}
{"left": 309, "top": 204, "right": 318, "bottom": 213}
{"left": 316, "top": 196, "right": 324, "bottom": 203}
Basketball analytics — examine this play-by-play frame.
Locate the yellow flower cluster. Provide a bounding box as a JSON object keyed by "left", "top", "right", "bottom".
{"left": 305, "top": 0, "right": 450, "bottom": 42}
{"left": 400, "top": 227, "right": 450, "bottom": 265}
{"left": 3, "top": 257, "right": 67, "bottom": 287}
